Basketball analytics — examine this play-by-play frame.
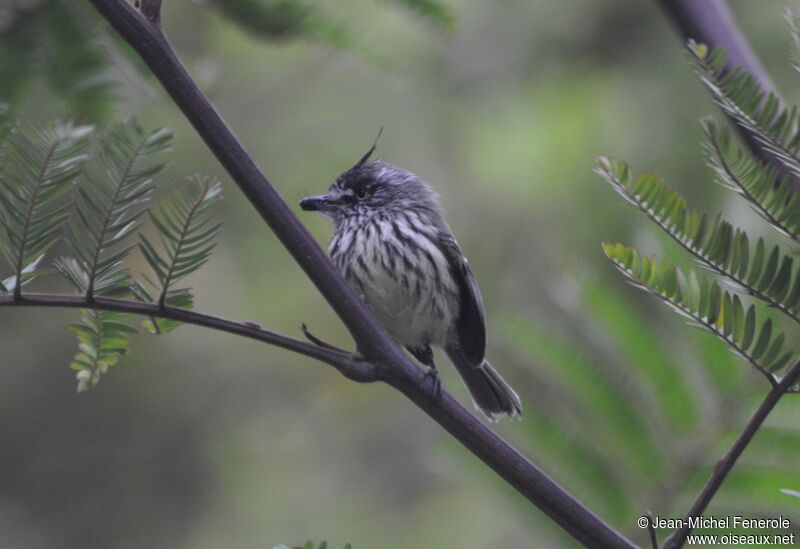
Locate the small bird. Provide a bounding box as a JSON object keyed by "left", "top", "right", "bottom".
{"left": 300, "top": 140, "right": 521, "bottom": 421}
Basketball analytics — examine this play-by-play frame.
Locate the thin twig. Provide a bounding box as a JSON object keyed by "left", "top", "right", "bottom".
{"left": 646, "top": 510, "right": 659, "bottom": 549}
{"left": 0, "top": 292, "right": 377, "bottom": 382}
{"left": 663, "top": 360, "right": 800, "bottom": 548}
{"left": 85, "top": 1, "right": 637, "bottom": 546}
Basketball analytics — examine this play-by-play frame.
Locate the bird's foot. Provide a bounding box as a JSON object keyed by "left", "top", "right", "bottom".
{"left": 422, "top": 366, "right": 442, "bottom": 401}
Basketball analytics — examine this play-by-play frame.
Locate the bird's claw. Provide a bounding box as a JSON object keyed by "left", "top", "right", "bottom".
{"left": 422, "top": 367, "right": 442, "bottom": 401}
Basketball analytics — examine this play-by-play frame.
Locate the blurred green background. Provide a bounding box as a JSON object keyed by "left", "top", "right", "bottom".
{"left": 0, "top": 0, "right": 799, "bottom": 547}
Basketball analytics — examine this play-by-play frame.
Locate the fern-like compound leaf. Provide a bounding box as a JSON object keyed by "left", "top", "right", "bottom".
{"left": 702, "top": 118, "right": 800, "bottom": 241}
{"left": 53, "top": 120, "right": 170, "bottom": 391}
{"left": 689, "top": 43, "right": 800, "bottom": 180}
{"left": 603, "top": 243, "right": 796, "bottom": 388}
{"left": 139, "top": 175, "right": 223, "bottom": 307}
{"left": 0, "top": 121, "right": 92, "bottom": 293}
{"left": 56, "top": 120, "right": 172, "bottom": 297}
{"left": 595, "top": 156, "right": 800, "bottom": 326}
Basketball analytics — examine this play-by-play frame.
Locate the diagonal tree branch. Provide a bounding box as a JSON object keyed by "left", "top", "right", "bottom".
{"left": 655, "top": 0, "right": 779, "bottom": 96}
{"left": 663, "top": 360, "right": 800, "bottom": 548}
{"left": 654, "top": 0, "right": 800, "bottom": 189}
{"left": 85, "top": 0, "right": 636, "bottom": 546}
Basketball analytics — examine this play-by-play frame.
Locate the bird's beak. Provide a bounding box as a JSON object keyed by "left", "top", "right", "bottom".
{"left": 299, "top": 193, "right": 342, "bottom": 212}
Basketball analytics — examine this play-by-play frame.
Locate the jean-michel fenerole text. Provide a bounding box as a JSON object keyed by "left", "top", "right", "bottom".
{"left": 652, "top": 515, "right": 791, "bottom": 530}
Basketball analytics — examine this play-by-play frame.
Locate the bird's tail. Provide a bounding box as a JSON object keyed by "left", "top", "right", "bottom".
{"left": 445, "top": 346, "right": 522, "bottom": 421}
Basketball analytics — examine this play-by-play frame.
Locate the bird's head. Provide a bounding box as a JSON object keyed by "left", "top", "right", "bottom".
{"left": 300, "top": 137, "right": 439, "bottom": 224}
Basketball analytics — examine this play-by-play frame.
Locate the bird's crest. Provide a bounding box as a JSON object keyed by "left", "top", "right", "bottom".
{"left": 351, "top": 126, "right": 384, "bottom": 171}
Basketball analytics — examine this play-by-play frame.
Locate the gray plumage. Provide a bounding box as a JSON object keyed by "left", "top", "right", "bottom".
{"left": 301, "top": 158, "right": 521, "bottom": 421}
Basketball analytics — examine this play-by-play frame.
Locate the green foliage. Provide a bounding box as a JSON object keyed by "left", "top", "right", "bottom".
{"left": 500, "top": 310, "right": 659, "bottom": 523}
{"left": 0, "top": 0, "right": 453, "bottom": 122}
{"left": 501, "top": 279, "right": 800, "bottom": 531}
{"left": 595, "top": 156, "right": 800, "bottom": 324}
{"left": 57, "top": 120, "right": 172, "bottom": 298}
{"left": 703, "top": 118, "right": 800, "bottom": 241}
{"left": 39, "top": 3, "right": 114, "bottom": 120}
{"left": 602, "top": 243, "right": 796, "bottom": 386}
{"left": 133, "top": 283, "right": 194, "bottom": 335}
{"left": 0, "top": 113, "right": 222, "bottom": 391}
{"left": 139, "top": 175, "right": 223, "bottom": 307}
{"left": 689, "top": 42, "right": 800, "bottom": 180}
{"left": 0, "top": 121, "right": 93, "bottom": 293}
{"left": 208, "top": 0, "right": 452, "bottom": 51}
{"left": 69, "top": 309, "right": 138, "bottom": 392}
{"left": 0, "top": 2, "right": 114, "bottom": 120}
{"left": 391, "top": 0, "right": 454, "bottom": 29}
{"left": 598, "top": 36, "right": 800, "bottom": 394}
{"left": 210, "top": 0, "right": 318, "bottom": 42}
{"left": 50, "top": 120, "right": 172, "bottom": 389}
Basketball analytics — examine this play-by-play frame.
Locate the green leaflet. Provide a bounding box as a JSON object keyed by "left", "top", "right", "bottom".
{"left": 139, "top": 174, "right": 222, "bottom": 310}
{"left": 702, "top": 118, "right": 800, "bottom": 241}
{"left": 602, "top": 243, "right": 794, "bottom": 384}
{"left": 56, "top": 119, "right": 172, "bottom": 297}
{"left": 689, "top": 42, "right": 800, "bottom": 181}
{"left": 69, "top": 309, "right": 137, "bottom": 393}
{"left": 0, "top": 121, "right": 92, "bottom": 293}
{"left": 595, "top": 156, "right": 800, "bottom": 324}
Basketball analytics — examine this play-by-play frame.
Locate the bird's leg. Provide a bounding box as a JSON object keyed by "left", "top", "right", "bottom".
{"left": 408, "top": 345, "right": 441, "bottom": 401}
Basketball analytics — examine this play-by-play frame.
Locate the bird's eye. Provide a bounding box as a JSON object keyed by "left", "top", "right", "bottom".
{"left": 355, "top": 188, "right": 368, "bottom": 199}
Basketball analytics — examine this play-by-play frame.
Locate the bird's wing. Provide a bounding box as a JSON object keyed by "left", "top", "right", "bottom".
{"left": 438, "top": 231, "right": 486, "bottom": 366}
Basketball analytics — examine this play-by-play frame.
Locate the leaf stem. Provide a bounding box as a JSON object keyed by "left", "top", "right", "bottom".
{"left": 86, "top": 136, "right": 148, "bottom": 299}
{"left": 157, "top": 181, "right": 211, "bottom": 307}
{"left": 663, "top": 360, "right": 800, "bottom": 548}
{"left": 646, "top": 510, "right": 660, "bottom": 549}
{"left": 13, "top": 137, "right": 58, "bottom": 300}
